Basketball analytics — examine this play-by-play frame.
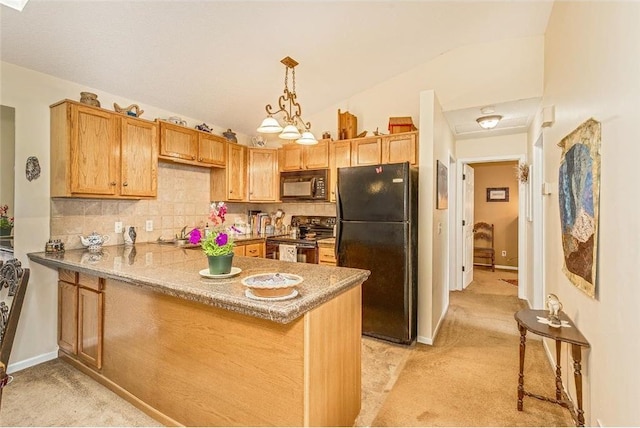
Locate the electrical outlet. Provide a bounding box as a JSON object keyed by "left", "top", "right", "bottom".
{"left": 145, "top": 219, "right": 153, "bottom": 232}
{"left": 115, "top": 221, "right": 123, "bottom": 233}
{"left": 501, "top": 250, "right": 507, "bottom": 257}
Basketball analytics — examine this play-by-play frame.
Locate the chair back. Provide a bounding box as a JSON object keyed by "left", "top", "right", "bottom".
{"left": 0, "top": 259, "right": 30, "bottom": 367}
{"left": 473, "top": 222, "right": 494, "bottom": 248}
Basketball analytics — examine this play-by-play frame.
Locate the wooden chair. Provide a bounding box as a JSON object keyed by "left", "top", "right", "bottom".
{"left": 0, "top": 259, "right": 30, "bottom": 409}
{"left": 473, "top": 222, "right": 495, "bottom": 272}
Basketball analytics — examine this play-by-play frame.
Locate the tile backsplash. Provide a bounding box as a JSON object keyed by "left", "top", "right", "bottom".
{"left": 51, "top": 162, "right": 336, "bottom": 249}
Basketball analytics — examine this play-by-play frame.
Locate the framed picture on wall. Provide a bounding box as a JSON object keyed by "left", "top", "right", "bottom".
{"left": 436, "top": 160, "right": 448, "bottom": 209}
{"left": 486, "top": 187, "right": 509, "bottom": 202}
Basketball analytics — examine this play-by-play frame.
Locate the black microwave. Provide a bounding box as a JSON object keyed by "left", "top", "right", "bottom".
{"left": 280, "top": 169, "right": 329, "bottom": 202}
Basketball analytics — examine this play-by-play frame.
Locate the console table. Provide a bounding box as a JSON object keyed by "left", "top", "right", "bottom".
{"left": 514, "top": 309, "right": 590, "bottom": 427}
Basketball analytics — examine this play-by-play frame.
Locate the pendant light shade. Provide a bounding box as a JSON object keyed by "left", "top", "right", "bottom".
{"left": 295, "top": 131, "right": 318, "bottom": 145}
{"left": 257, "top": 116, "right": 283, "bottom": 133}
{"left": 279, "top": 124, "right": 302, "bottom": 140}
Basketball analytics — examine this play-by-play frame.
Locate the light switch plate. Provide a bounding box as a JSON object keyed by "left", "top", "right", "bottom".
{"left": 145, "top": 219, "right": 153, "bottom": 232}
{"left": 115, "top": 221, "right": 123, "bottom": 233}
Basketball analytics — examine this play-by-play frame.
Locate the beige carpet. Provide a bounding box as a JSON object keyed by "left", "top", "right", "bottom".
{"left": 1, "top": 270, "right": 573, "bottom": 427}
{"left": 372, "top": 269, "right": 575, "bottom": 427}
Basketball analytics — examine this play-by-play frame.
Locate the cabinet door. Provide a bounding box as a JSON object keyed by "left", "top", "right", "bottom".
{"left": 78, "top": 287, "right": 104, "bottom": 370}
{"left": 120, "top": 117, "right": 158, "bottom": 197}
{"left": 329, "top": 140, "right": 352, "bottom": 202}
{"left": 382, "top": 132, "right": 417, "bottom": 165}
{"left": 199, "top": 133, "right": 227, "bottom": 167}
{"left": 351, "top": 137, "right": 382, "bottom": 166}
{"left": 245, "top": 243, "right": 264, "bottom": 258}
{"left": 70, "top": 105, "right": 119, "bottom": 195}
{"left": 281, "top": 144, "right": 304, "bottom": 171}
{"left": 304, "top": 140, "right": 330, "bottom": 169}
{"left": 248, "top": 148, "right": 278, "bottom": 201}
{"left": 58, "top": 280, "right": 78, "bottom": 355}
{"left": 232, "top": 245, "right": 246, "bottom": 256}
{"left": 159, "top": 121, "right": 198, "bottom": 161}
{"left": 227, "top": 144, "right": 246, "bottom": 201}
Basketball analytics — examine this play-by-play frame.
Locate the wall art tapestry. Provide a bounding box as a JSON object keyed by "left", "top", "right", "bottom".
{"left": 558, "top": 118, "right": 601, "bottom": 298}
{"left": 436, "top": 160, "right": 448, "bottom": 209}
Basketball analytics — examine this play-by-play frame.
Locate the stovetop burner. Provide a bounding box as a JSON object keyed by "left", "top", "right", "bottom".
{"left": 267, "top": 215, "right": 336, "bottom": 245}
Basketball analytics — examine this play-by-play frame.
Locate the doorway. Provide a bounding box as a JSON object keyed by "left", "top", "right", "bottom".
{"left": 455, "top": 155, "right": 527, "bottom": 299}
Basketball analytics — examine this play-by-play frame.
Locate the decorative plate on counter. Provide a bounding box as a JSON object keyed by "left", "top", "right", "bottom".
{"left": 241, "top": 273, "right": 303, "bottom": 298}
{"left": 199, "top": 267, "right": 242, "bottom": 279}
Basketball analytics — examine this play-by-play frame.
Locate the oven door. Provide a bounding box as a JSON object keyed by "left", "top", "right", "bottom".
{"left": 266, "top": 239, "right": 318, "bottom": 263}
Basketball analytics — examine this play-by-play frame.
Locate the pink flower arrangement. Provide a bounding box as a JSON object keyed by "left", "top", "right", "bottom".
{"left": 201, "top": 202, "right": 235, "bottom": 256}
{"left": 0, "top": 204, "right": 14, "bottom": 229}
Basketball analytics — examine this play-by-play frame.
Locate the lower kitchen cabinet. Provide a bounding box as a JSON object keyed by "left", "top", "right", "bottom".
{"left": 58, "top": 269, "right": 104, "bottom": 371}
{"left": 318, "top": 239, "right": 337, "bottom": 266}
{"left": 234, "top": 241, "right": 265, "bottom": 258}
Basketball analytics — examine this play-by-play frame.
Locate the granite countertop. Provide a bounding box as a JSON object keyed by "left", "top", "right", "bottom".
{"left": 28, "top": 243, "right": 369, "bottom": 324}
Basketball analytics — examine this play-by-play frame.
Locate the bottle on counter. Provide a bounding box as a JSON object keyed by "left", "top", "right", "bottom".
{"left": 204, "top": 223, "right": 211, "bottom": 238}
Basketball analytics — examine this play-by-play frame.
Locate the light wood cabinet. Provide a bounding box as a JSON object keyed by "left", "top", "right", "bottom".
{"left": 159, "top": 121, "right": 228, "bottom": 168}
{"left": 58, "top": 269, "right": 104, "bottom": 371}
{"left": 211, "top": 144, "right": 247, "bottom": 201}
{"left": 382, "top": 131, "right": 417, "bottom": 165}
{"left": 159, "top": 121, "right": 198, "bottom": 162}
{"left": 351, "top": 137, "right": 382, "bottom": 166}
{"left": 329, "top": 140, "right": 352, "bottom": 202}
{"left": 120, "top": 117, "right": 159, "bottom": 197}
{"left": 248, "top": 148, "right": 279, "bottom": 202}
{"left": 50, "top": 100, "right": 158, "bottom": 199}
{"left": 234, "top": 241, "right": 265, "bottom": 258}
{"left": 280, "top": 140, "right": 329, "bottom": 171}
{"left": 198, "top": 133, "right": 227, "bottom": 166}
{"left": 318, "top": 246, "right": 337, "bottom": 266}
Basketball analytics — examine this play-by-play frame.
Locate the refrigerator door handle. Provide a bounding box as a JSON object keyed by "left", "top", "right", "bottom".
{"left": 335, "top": 184, "right": 342, "bottom": 260}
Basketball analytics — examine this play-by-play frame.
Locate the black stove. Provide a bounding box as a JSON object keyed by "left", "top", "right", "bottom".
{"left": 265, "top": 216, "right": 336, "bottom": 262}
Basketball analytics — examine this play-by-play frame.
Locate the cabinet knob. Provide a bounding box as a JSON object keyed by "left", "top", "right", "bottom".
{"left": 192, "top": 155, "right": 196, "bottom": 160}
{"left": 199, "top": 157, "right": 203, "bottom": 162}
{"left": 229, "top": 190, "right": 233, "bottom": 193}
{"left": 110, "top": 181, "right": 117, "bottom": 186}
{"left": 123, "top": 182, "right": 128, "bottom": 187}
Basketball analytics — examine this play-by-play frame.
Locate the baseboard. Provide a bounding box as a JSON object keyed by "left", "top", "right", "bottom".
{"left": 474, "top": 263, "right": 519, "bottom": 271}
{"left": 8, "top": 349, "right": 58, "bottom": 373}
{"left": 416, "top": 335, "right": 433, "bottom": 345}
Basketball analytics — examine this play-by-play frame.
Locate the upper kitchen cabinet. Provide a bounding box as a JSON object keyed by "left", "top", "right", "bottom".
{"left": 280, "top": 140, "right": 330, "bottom": 171}
{"left": 350, "top": 136, "right": 382, "bottom": 166}
{"left": 50, "top": 100, "right": 158, "bottom": 199}
{"left": 211, "top": 143, "right": 246, "bottom": 201}
{"left": 198, "top": 133, "right": 227, "bottom": 167}
{"left": 382, "top": 131, "right": 417, "bottom": 165}
{"left": 158, "top": 121, "right": 198, "bottom": 163}
{"left": 248, "top": 148, "right": 278, "bottom": 202}
{"left": 329, "top": 140, "right": 352, "bottom": 202}
{"left": 159, "top": 121, "right": 228, "bottom": 168}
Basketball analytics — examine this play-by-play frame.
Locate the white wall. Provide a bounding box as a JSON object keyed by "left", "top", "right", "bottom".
{"left": 416, "top": 90, "right": 455, "bottom": 344}
{"left": 308, "top": 36, "right": 543, "bottom": 140}
{"left": 543, "top": 2, "right": 640, "bottom": 426}
{"left": 0, "top": 61, "right": 249, "bottom": 369}
{"left": 456, "top": 133, "right": 527, "bottom": 159}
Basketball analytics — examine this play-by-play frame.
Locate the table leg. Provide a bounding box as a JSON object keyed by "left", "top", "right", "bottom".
{"left": 555, "top": 339, "right": 563, "bottom": 400}
{"left": 518, "top": 323, "right": 527, "bottom": 411}
{"left": 571, "top": 343, "right": 586, "bottom": 427}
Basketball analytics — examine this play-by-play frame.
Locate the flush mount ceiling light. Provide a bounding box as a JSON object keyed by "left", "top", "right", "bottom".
{"left": 476, "top": 114, "right": 503, "bottom": 130}
{"left": 0, "top": 0, "right": 29, "bottom": 11}
{"left": 257, "top": 56, "right": 318, "bottom": 145}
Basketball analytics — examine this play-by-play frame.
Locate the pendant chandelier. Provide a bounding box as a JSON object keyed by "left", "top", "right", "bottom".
{"left": 257, "top": 56, "right": 318, "bottom": 145}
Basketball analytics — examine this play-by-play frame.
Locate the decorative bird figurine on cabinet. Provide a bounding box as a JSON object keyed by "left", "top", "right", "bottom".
{"left": 546, "top": 293, "right": 563, "bottom": 328}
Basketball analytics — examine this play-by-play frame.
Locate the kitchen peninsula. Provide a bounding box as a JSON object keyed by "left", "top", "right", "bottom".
{"left": 28, "top": 243, "right": 369, "bottom": 427}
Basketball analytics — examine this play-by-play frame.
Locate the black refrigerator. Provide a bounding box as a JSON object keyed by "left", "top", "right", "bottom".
{"left": 336, "top": 162, "right": 418, "bottom": 344}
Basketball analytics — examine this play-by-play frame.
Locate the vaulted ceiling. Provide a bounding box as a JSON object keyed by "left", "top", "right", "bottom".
{"left": 0, "top": 1, "right": 553, "bottom": 138}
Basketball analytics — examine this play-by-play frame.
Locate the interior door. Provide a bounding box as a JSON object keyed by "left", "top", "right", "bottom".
{"left": 462, "top": 164, "right": 475, "bottom": 288}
